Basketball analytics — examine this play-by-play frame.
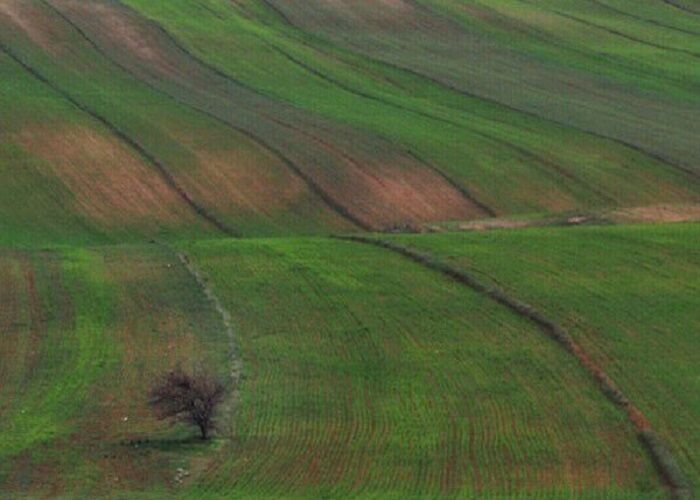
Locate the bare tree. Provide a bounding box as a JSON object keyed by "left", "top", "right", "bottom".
{"left": 149, "top": 367, "right": 225, "bottom": 440}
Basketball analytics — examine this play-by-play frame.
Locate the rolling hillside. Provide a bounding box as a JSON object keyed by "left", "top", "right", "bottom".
{"left": 0, "top": 0, "right": 698, "bottom": 498}
{"left": 391, "top": 222, "right": 700, "bottom": 492}
{"left": 2, "top": 0, "right": 700, "bottom": 244}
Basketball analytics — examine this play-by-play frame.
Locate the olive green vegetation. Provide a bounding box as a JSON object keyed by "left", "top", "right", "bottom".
{"left": 392, "top": 222, "right": 700, "bottom": 492}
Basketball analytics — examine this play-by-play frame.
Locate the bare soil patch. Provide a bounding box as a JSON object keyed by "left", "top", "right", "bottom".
{"left": 15, "top": 124, "right": 198, "bottom": 230}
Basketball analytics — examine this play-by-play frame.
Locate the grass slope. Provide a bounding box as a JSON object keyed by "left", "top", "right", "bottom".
{"left": 0, "top": 245, "right": 230, "bottom": 497}
{"left": 175, "top": 237, "right": 659, "bottom": 498}
{"left": 392, "top": 222, "right": 700, "bottom": 491}
{"left": 0, "top": 1, "right": 698, "bottom": 498}
{"left": 120, "top": 0, "right": 700, "bottom": 214}
{"left": 1, "top": 0, "right": 698, "bottom": 244}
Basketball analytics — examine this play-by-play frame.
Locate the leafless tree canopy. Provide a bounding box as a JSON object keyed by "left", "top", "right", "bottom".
{"left": 149, "top": 368, "right": 225, "bottom": 440}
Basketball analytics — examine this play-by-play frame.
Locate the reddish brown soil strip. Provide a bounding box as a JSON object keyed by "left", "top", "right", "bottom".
{"left": 16, "top": 124, "right": 197, "bottom": 229}
{"left": 403, "top": 150, "right": 495, "bottom": 217}
{"left": 43, "top": 0, "right": 365, "bottom": 231}
{"left": 337, "top": 235, "right": 692, "bottom": 499}
{"left": 0, "top": 0, "right": 62, "bottom": 53}
{"left": 264, "top": 114, "right": 482, "bottom": 228}
{"left": 0, "top": 42, "right": 239, "bottom": 238}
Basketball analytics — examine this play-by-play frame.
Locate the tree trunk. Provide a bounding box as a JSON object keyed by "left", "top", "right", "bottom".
{"left": 200, "top": 425, "right": 208, "bottom": 440}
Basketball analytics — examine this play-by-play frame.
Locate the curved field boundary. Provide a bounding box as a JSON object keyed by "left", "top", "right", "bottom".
{"left": 337, "top": 235, "right": 692, "bottom": 499}
{"left": 40, "top": 0, "right": 369, "bottom": 231}
{"left": 661, "top": 0, "right": 700, "bottom": 16}
{"left": 174, "top": 250, "right": 241, "bottom": 438}
{"left": 111, "top": 0, "right": 617, "bottom": 215}
{"left": 587, "top": 0, "right": 700, "bottom": 36}
{"left": 230, "top": 8, "right": 620, "bottom": 206}
{"left": 519, "top": 0, "right": 700, "bottom": 60}
{"left": 256, "top": 1, "right": 700, "bottom": 181}
{"left": 0, "top": 42, "right": 239, "bottom": 238}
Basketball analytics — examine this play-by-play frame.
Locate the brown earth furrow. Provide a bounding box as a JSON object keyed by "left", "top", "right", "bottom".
{"left": 0, "top": 42, "right": 239, "bottom": 238}
{"left": 336, "top": 235, "right": 692, "bottom": 499}
{"left": 520, "top": 1, "right": 700, "bottom": 60}
{"left": 587, "top": 0, "right": 700, "bottom": 36}
{"left": 261, "top": 37, "right": 613, "bottom": 209}
{"left": 41, "top": 0, "right": 368, "bottom": 231}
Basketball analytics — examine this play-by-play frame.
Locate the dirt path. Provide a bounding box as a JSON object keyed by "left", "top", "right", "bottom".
{"left": 337, "top": 235, "right": 692, "bottom": 499}
{"left": 422, "top": 203, "right": 700, "bottom": 234}
{"left": 174, "top": 250, "right": 241, "bottom": 438}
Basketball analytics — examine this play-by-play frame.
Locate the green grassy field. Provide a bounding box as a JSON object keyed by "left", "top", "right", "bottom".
{"left": 0, "top": 238, "right": 669, "bottom": 497}
{"left": 2, "top": 0, "right": 700, "bottom": 244}
{"left": 0, "top": 244, "right": 230, "bottom": 497}
{"left": 1, "top": 0, "right": 699, "bottom": 497}
{"left": 392, "top": 222, "right": 700, "bottom": 492}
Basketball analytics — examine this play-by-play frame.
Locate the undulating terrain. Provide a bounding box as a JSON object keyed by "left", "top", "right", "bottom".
{"left": 0, "top": 0, "right": 698, "bottom": 498}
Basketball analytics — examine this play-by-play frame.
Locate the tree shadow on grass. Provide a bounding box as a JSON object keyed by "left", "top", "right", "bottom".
{"left": 119, "top": 436, "right": 216, "bottom": 453}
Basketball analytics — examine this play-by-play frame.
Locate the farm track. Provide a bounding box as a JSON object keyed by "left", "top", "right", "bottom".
{"left": 173, "top": 249, "right": 241, "bottom": 438}
{"left": 0, "top": 42, "right": 239, "bottom": 239}
{"left": 337, "top": 235, "right": 692, "bottom": 499}
{"left": 42, "top": 0, "right": 371, "bottom": 231}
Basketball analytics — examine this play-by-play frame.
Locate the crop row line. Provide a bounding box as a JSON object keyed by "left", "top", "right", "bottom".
{"left": 104, "top": 0, "right": 370, "bottom": 231}
{"left": 336, "top": 234, "right": 692, "bottom": 499}
{"left": 247, "top": 7, "right": 617, "bottom": 207}
{"left": 0, "top": 41, "right": 239, "bottom": 238}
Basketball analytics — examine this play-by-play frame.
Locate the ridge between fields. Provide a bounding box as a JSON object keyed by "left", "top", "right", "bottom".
{"left": 39, "top": 0, "right": 370, "bottom": 231}
{"left": 0, "top": 42, "right": 240, "bottom": 238}
{"left": 174, "top": 249, "right": 242, "bottom": 439}
{"left": 336, "top": 234, "right": 692, "bottom": 500}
